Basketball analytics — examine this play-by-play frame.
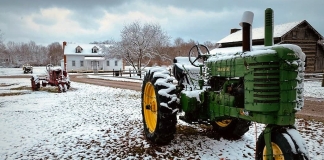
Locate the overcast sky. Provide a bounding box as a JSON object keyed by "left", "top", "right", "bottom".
{"left": 0, "top": 0, "right": 323, "bottom": 46}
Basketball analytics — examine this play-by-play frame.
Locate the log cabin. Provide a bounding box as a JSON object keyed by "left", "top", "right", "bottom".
{"left": 217, "top": 20, "right": 324, "bottom": 73}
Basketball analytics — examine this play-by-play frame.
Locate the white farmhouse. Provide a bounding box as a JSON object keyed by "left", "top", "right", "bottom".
{"left": 61, "top": 42, "right": 123, "bottom": 73}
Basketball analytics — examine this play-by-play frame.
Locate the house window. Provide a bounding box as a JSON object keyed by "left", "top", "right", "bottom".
{"left": 72, "top": 60, "right": 76, "bottom": 66}
{"left": 76, "top": 46, "right": 82, "bottom": 53}
{"left": 115, "top": 61, "right": 118, "bottom": 66}
{"left": 80, "top": 61, "right": 84, "bottom": 67}
{"left": 92, "top": 46, "right": 99, "bottom": 53}
{"left": 107, "top": 61, "right": 110, "bottom": 66}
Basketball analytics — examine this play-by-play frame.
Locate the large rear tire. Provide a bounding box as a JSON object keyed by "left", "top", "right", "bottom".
{"left": 141, "top": 67, "right": 178, "bottom": 145}
{"left": 212, "top": 118, "right": 251, "bottom": 139}
{"left": 256, "top": 127, "right": 309, "bottom": 160}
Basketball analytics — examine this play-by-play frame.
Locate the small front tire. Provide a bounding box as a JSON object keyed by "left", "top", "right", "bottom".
{"left": 256, "top": 127, "right": 309, "bottom": 160}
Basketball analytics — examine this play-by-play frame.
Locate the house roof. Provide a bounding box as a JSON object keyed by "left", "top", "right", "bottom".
{"left": 217, "top": 20, "right": 305, "bottom": 44}
{"left": 63, "top": 43, "right": 108, "bottom": 56}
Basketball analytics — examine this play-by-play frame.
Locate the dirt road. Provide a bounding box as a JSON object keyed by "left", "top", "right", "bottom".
{"left": 69, "top": 75, "right": 142, "bottom": 91}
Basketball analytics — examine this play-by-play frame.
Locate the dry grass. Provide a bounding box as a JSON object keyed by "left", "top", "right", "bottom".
{"left": 0, "top": 83, "right": 19, "bottom": 87}
{"left": 0, "top": 85, "right": 77, "bottom": 97}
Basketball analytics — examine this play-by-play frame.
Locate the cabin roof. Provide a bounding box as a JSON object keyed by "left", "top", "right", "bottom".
{"left": 217, "top": 20, "right": 306, "bottom": 44}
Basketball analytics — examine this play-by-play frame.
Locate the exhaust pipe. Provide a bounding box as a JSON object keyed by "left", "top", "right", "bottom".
{"left": 240, "top": 11, "right": 254, "bottom": 52}
{"left": 264, "top": 8, "right": 274, "bottom": 46}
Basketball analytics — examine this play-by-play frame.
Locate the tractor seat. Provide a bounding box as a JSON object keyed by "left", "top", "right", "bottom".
{"left": 173, "top": 57, "right": 200, "bottom": 86}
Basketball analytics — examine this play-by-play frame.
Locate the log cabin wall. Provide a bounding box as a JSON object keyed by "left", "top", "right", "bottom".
{"left": 280, "top": 21, "right": 322, "bottom": 72}
{"left": 316, "top": 42, "right": 324, "bottom": 72}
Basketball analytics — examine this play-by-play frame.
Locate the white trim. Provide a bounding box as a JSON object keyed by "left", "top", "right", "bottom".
{"left": 84, "top": 57, "right": 105, "bottom": 61}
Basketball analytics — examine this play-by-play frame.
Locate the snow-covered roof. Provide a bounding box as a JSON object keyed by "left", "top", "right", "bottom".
{"left": 217, "top": 20, "right": 304, "bottom": 44}
{"left": 64, "top": 43, "right": 108, "bottom": 56}
{"left": 208, "top": 44, "right": 305, "bottom": 61}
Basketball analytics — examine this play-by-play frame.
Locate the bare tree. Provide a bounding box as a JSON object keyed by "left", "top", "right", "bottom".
{"left": 6, "top": 41, "right": 19, "bottom": 66}
{"left": 38, "top": 46, "right": 49, "bottom": 65}
{"left": 0, "top": 30, "right": 8, "bottom": 66}
{"left": 0, "top": 30, "right": 5, "bottom": 54}
{"left": 106, "top": 21, "right": 171, "bottom": 72}
{"left": 187, "top": 39, "right": 197, "bottom": 45}
{"left": 174, "top": 37, "right": 185, "bottom": 47}
{"left": 48, "top": 42, "right": 63, "bottom": 66}
{"left": 203, "top": 41, "right": 217, "bottom": 50}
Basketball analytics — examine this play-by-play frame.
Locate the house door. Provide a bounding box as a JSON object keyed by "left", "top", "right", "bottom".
{"left": 91, "top": 61, "right": 99, "bottom": 73}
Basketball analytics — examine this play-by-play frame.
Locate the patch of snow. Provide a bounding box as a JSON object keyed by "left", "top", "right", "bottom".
{"left": 0, "top": 67, "right": 323, "bottom": 159}
{"left": 282, "top": 133, "right": 297, "bottom": 154}
{"left": 286, "top": 128, "right": 310, "bottom": 159}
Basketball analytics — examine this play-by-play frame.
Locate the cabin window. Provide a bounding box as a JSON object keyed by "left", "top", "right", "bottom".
{"left": 106, "top": 61, "right": 110, "bottom": 66}
{"left": 115, "top": 61, "right": 118, "bottom": 66}
{"left": 292, "top": 31, "right": 297, "bottom": 39}
{"left": 72, "top": 60, "right": 76, "bottom": 66}
{"left": 80, "top": 61, "right": 84, "bottom": 67}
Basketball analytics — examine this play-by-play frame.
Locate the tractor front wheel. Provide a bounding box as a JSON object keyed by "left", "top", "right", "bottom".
{"left": 141, "top": 67, "right": 178, "bottom": 145}
{"left": 256, "top": 127, "right": 309, "bottom": 160}
{"left": 58, "top": 84, "right": 63, "bottom": 93}
{"left": 63, "top": 84, "right": 67, "bottom": 92}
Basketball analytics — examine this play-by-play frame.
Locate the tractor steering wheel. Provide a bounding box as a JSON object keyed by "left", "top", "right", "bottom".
{"left": 46, "top": 64, "right": 53, "bottom": 71}
{"left": 188, "top": 44, "right": 210, "bottom": 67}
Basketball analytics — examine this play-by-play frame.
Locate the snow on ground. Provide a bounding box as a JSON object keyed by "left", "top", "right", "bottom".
{"left": 0, "top": 67, "right": 48, "bottom": 76}
{"left": 0, "top": 68, "right": 324, "bottom": 159}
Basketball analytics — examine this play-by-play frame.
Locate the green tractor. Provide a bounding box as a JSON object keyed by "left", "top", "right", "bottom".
{"left": 141, "top": 8, "right": 309, "bottom": 160}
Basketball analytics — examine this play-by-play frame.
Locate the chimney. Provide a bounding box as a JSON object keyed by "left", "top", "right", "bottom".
{"left": 230, "top": 28, "right": 241, "bottom": 34}
{"left": 240, "top": 11, "right": 254, "bottom": 52}
{"left": 63, "top": 41, "right": 67, "bottom": 72}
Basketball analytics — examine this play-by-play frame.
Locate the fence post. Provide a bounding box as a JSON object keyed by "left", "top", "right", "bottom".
{"left": 169, "top": 68, "right": 171, "bottom": 76}
{"left": 113, "top": 69, "right": 115, "bottom": 77}
{"left": 120, "top": 69, "right": 122, "bottom": 77}
{"left": 129, "top": 68, "right": 131, "bottom": 77}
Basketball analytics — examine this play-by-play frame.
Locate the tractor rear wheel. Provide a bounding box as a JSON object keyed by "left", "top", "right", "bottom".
{"left": 212, "top": 118, "right": 251, "bottom": 139}
{"left": 141, "top": 67, "right": 178, "bottom": 145}
{"left": 256, "top": 127, "right": 309, "bottom": 160}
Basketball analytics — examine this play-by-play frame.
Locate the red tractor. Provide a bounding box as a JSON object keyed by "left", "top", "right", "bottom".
{"left": 31, "top": 64, "right": 71, "bottom": 92}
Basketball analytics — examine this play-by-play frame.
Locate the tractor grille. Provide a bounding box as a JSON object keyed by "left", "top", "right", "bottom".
{"left": 252, "top": 62, "right": 280, "bottom": 103}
